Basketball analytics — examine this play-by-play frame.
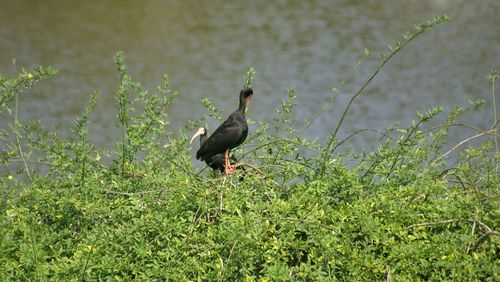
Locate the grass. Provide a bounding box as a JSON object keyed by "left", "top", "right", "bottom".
{"left": 0, "top": 15, "right": 498, "bottom": 281}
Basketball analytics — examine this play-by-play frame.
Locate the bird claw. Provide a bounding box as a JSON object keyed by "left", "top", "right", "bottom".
{"left": 223, "top": 148, "right": 236, "bottom": 175}
{"left": 224, "top": 164, "right": 236, "bottom": 175}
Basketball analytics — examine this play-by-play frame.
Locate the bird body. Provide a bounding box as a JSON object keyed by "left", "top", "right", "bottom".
{"left": 190, "top": 127, "right": 237, "bottom": 172}
{"left": 191, "top": 88, "right": 253, "bottom": 175}
{"left": 196, "top": 111, "right": 248, "bottom": 161}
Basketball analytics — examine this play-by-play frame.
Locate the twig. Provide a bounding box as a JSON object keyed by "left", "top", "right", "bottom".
{"left": 238, "top": 138, "right": 320, "bottom": 161}
{"left": 433, "top": 128, "right": 497, "bottom": 163}
{"left": 9, "top": 159, "right": 54, "bottom": 166}
{"left": 235, "top": 162, "right": 263, "bottom": 174}
{"left": 0, "top": 79, "right": 23, "bottom": 107}
{"left": 406, "top": 219, "right": 499, "bottom": 254}
{"left": 104, "top": 188, "right": 166, "bottom": 197}
{"left": 472, "top": 220, "right": 492, "bottom": 232}
{"left": 278, "top": 216, "right": 338, "bottom": 232}
{"left": 170, "top": 156, "right": 200, "bottom": 178}
{"left": 406, "top": 219, "right": 459, "bottom": 230}
{"left": 280, "top": 216, "right": 318, "bottom": 225}
{"left": 445, "top": 172, "right": 467, "bottom": 190}
{"left": 219, "top": 241, "right": 238, "bottom": 282}
{"left": 195, "top": 164, "right": 210, "bottom": 175}
{"left": 255, "top": 156, "right": 314, "bottom": 171}
{"left": 189, "top": 206, "right": 202, "bottom": 235}
{"left": 235, "top": 162, "right": 280, "bottom": 186}
{"left": 421, "top": 122, "right": 489, "bottom": 135}
{"left": 320, "top": 16, "right": 450, "bottom": 177}
{"left": 122, "top": 172, "right": 146, "bottom": 179}
{"left": 470, "top": 219, "right": 476, "bottom": 237}
{"left": 467, "top": 230, "right": 500, "bottom": 254}
{"left": 14, "top": 93, "right": 31, "bottom": 180}
{"left": 385, "top": 119, "right": 425, "bottom": 179}
{"left": 331, "top": 128, "right": 393, "bottom": 153}
{"left": 490, "top": 70, "right": 498, "bottom": 164}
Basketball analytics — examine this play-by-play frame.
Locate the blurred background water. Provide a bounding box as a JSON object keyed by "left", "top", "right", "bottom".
{"left": 1, "top": 0, "right": 499, "bottom": 152}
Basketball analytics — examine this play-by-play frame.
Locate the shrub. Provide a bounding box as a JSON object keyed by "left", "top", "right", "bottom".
{"left": 1, "top": 15, "right": 498, "bottom": 281}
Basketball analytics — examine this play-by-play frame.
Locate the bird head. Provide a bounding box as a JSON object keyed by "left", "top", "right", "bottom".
{"left": 240, "top": 88, "right": 253, "bottom": 113}
{"left": 189, "top": 127, "right": 207, "bottom": 144}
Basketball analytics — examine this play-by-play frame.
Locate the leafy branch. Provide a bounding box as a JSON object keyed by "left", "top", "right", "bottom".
{"left": 320, "top": 15, "right": 451, "bottom": 177}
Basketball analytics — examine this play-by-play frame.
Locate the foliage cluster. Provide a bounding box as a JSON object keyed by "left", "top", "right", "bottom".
{"left": 1, "top": 15, "right": 498, "bottom": 280}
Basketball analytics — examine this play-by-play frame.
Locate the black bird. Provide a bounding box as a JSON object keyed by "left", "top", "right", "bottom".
{"left": 192, "top": 88, "right": 253, "bottom": 175}
{"left": 190, "top": 127, "right": 247, "bottom": 177}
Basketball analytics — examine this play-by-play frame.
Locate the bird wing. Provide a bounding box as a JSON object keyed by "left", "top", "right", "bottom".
{"left": 196, "top": 117, "right": 246, "bottom": 160}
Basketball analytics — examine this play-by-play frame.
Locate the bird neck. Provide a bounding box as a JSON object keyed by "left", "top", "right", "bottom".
{"left": 200, "top": 134, "right": 207, "bottom": 146}
{"left": 238, "top": 97, "right": 247, "bottom": 114}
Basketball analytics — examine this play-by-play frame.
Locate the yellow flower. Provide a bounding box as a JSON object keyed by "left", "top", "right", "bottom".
{"left": 7, "top": 175, "right": 13, "bottom": 180}
{"left": 27, "top": 73, "right": 33, "bottom": 79}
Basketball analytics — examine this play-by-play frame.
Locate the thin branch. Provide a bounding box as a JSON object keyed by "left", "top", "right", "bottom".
{"left": 14, "top": 93, "right": 31, "bottom": 180}
{"left": 406, "top": 219, "right": 494, "bottom": 230}
{"left": 385, "top": 120, "right": 424, "bottom": 179}
{"left": 406, "top": 219, "right": 499, "bottom": 254}
{"left": 254, "top": 154, "right": 313, "bottom": 167}
{"left": 490, "top": 70, "right": 498, "bottom": 161}
{"left": 122, "top": 172, "right": 146, "bottom": 179}
{"left": 8, "top": 159, "right": 55, "bottom": 166}
{"left": 467, "top": 230, "right": 500, "bottom": 254}
{"left": 433, "top": 128, "right": 497, "bottom": 163}
{"left": 280, "top": 216, "right": 318, "bottom": 224}
{"left": 235, "top": 162, "right": 280, "bottom": 186}
{"left": 219, "top": 241, "right": 238, "bottom": 282}
{"left": 331, "top": 128, "right": 393, "bottom": 153}
{"left": 406, "top": 219, "right": 459, "bottom": 230}
{"left": 470, "top": 219, "right": 476, "bottom": 237}
{"left": 473, "top": 220, "right": 492, "bottom": 232}
{"left": 195, "top": 165, "right": 210, "bottom": 175}
{"left": 450, "top": 173, "right": 468, "bottom": 190}
{"left": 169, "top": 155, "right": 200, "bottom": 178}
{"left": 238, "top": 138, "right": 320, "bottom": 161}
{"left": 320, "top": 16, "right": 450, "bottom": 177}
{"left": 278, "top": 216, "right": 338, "bottom": 232}
{"left": 189, "top": 206, "right": 202, "bottom": 235}
{"left": 104, "top": 188, "right": 166, "bottom": 197}
{"left": 235, "top": 162, "right": 262, "bottom": 174}
{"left": 0, "top": 79, "right": 23, "bottom": 107}
{"left": 421, "top": 122, "right": 491, "bottom": 135}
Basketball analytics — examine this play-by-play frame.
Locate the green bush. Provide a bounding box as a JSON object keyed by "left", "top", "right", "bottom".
{"left": 1, "top": 15, "right": 498, "bottom": 281}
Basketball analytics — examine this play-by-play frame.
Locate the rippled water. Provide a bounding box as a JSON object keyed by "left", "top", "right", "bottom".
{"left": 1, "top": 0, "right": 499, "bottom": 150}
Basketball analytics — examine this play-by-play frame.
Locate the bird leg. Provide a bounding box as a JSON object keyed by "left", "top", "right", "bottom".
{"left": 224, "top": 149, "right": 236, "bottom": 175}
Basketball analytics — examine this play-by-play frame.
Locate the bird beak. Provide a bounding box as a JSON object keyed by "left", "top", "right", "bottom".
{"left": 245, "top": 94, "right": 253, "bottom": 113}
{"left": 189, "top": 128, "right": 205, "bottom": 144}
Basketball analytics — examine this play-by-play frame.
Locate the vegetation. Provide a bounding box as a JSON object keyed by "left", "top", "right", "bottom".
{"left": 1, "top": 15, "right": 498, "bottom": 281}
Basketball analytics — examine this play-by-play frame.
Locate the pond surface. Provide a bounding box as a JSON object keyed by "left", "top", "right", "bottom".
{"left": 1, "top": 0, "right": 499, "bottom": 151}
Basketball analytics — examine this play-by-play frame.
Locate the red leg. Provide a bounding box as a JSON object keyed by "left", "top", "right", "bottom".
{"left": 224, "top": 149, "right": 236, "bottom": 175}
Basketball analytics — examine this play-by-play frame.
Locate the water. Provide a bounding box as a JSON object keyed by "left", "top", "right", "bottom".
{"left": 1, "top": 0, "right": 499, "bottom": 152}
